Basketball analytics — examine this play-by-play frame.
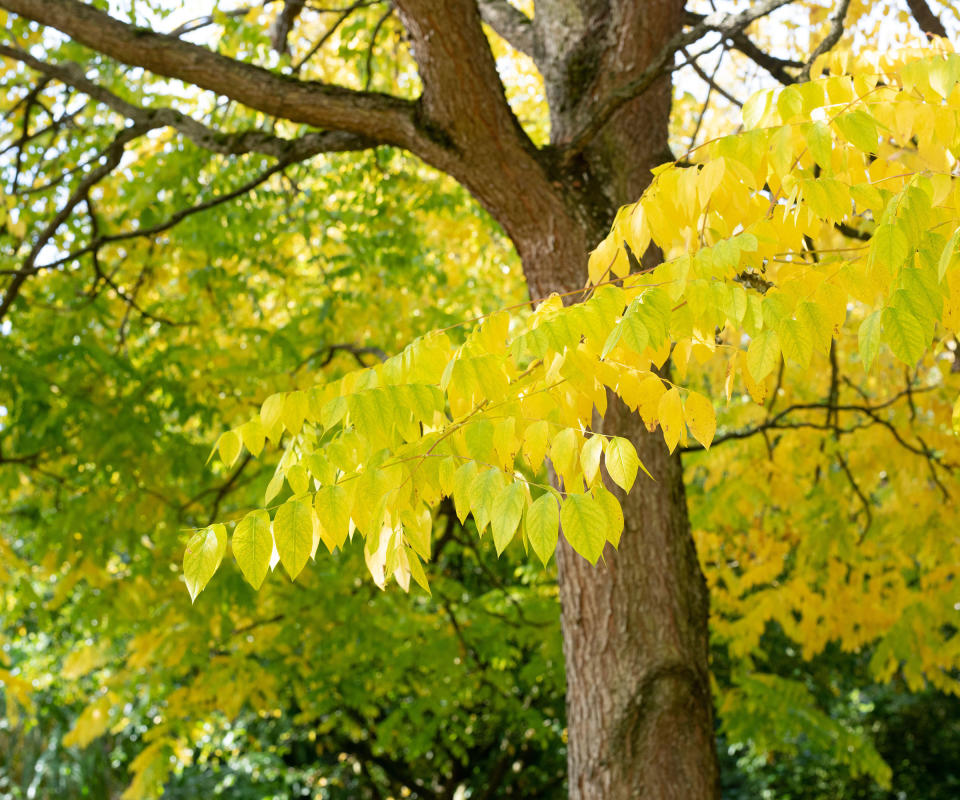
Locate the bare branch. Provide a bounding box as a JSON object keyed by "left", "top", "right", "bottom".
{"left": 478, "top": 0, "right": 538, "bottom": 60}
{"left": 799, "top": 0, "right": 852, "bottom": 82}
{"left": 168, "top": 6, "right": 256, "bottom": 38}
{"left": 296, "top": 342, "right": 388, "bottom": 372}
{"left": 291, "top": 0, "right": 370, "bottom": 72}
{"left": 0, "top": 122, "right": 153, "bottom": 321}
{"left": 683, "top": 10, "right": 803, "bottom": 86}
{"left": 363, "top": 4, "right": 394, "bottom": 91}
{"left": 271, "top": 0, "right": 307, "bottom": 53}
{"left": 680, "top": 46, "right": 742, "bottom": 108}
{"left": 3, "top": 157, "right": 301, "bottom": 280}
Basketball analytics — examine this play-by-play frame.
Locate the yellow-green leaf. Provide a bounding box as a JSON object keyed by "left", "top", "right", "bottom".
{"left": 858, "top": 310, "right": 883, "bottom": 372}
{"left": 581, "top": 435, "right": 604, "bottom": 485}
{"left": 239, "top": 419, "right": 265, "bottom": 458}
{"left": 560, "top": 493, "right": 607, "bottom": 564}
{"left": 491, "top": 481, "right": 525, "bottom": 556}
{"left": 315, "top": 485, "right": 350, "bottom": 552}
{"left": 217, "top": 430, "right": 241, "bottom": 468}
{"left": 747, "top": 329, "right": 780, "bottom": 382}
{"left": 232, "top": 510, "right": 272, "bottom": 590}
{"left": 260, "top": 393, "right": 285, "bottom": 431}
{"left": 593, "top": 484, "right": 624, "bottom": 548}
{"left": 274, "top": 498, "right": 314, "bottom": 580}
{"left": 525, "top": 492, "right": 559, "bottom": 566}
{"left": 282, "top": 390, "right": 309, "bottom": 435}
{"left": 183, "top": 523, "right": 227, "bottom": 602}
{"left": 605, "top": 436, "right": 640, "bottom": 492}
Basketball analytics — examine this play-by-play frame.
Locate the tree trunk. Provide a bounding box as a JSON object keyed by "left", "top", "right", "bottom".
{"left": 510, "top": 3, "right": 721, "bottom": 797}
{"left": 556, "top": 401, "right": 716, "bottom": 800}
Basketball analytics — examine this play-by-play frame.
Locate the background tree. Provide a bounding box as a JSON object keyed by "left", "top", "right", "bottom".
{"left": 1, "top": 2, "right": 959, "bottom": 800}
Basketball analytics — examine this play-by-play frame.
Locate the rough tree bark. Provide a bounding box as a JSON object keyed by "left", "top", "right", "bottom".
{"left": 0, "top": 0, "right": 720, "bottom": 796}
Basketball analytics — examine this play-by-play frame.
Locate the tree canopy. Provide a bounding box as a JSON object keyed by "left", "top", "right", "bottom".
{"left": 2, "top": 1, "right": 960, "bottom": 799}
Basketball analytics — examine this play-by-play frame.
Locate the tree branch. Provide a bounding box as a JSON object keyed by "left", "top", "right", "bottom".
{"left": 906, "top": 0, "right": 949, "bottom": 39}
{"left": 0, "top": 122, "right": 152, "bottom": 321}
{"left": 799, "top": 0, "right": 852, "bottom": 82}
{"left": 683, "top": 9, "right": 803, "bottom": 86}
{"left": 0, "top": 44, "right": 376, "bottom": 162}
{"left": 477, "top": 0, "right": 538, "bottom": 60}
{"left": 0, "top": 0, "right": 432, "bottom": 156}
{"left": 3, "top": 157, "right": 300, "bottom": 280}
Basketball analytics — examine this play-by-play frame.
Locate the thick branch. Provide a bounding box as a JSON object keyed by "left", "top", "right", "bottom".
{"left": 0, "top": 0, "right": 431, "bottom": 155}
{"left": 906, "top": 0, "right": 949, "bottom": 39}
{"left": 395, "top": 0, "right": 532, "bottom": 152}
{"left": 0, "top": 44, "right": 376, "bottom": 160}
{"left": 477, "top": 0, "right": 538, "bottom": 59}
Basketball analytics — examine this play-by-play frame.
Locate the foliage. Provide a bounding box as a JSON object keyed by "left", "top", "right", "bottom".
{"left": 200, "top": 42, "right": 960, "bottom": 707}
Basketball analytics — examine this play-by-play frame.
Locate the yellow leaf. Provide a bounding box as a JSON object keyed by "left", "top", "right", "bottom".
{"left": 684, "top": 391, "right": 716, "bottom": 449}
{"left": 658, "top": 388, "right": 684, "bottom": 454}
{"left": 581, "top": 435, "right": 604, "bottom": 485}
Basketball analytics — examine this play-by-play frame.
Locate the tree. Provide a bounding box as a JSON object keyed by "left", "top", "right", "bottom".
{"left": 2, "top": 2, "right": 959, "bottom": 799}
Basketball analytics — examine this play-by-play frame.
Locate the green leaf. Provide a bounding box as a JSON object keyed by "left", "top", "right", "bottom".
{"left": 601, "top": 309, "right": 649, "bottom": 359}
{"left": 315, "top": 485, "right": 350, "bottom": 552}
{"left": 525, "top": 492, "right": 559, "bottom": 566}
{"left": 604, "top": 437, "right": 640, "bottom": 493}
{"left": 560, "top": 493, "right": 607, "bottom": 564}
{"left": 464, "top": 418, "right": 495, "bottom": 463}
{"left": 401, "top": 505, "right": 432, "bottom": 561}
{"left": 858, "top": 310, "right": 883, "bottom": 372}
{"left": 747, "top": 329, "right": 780, "bottom": 382}
{"left": 273, "top": 498, "right": 314, "bottom": 580}
{"left": 491, "top": 482, "right": 525, "bottom": 556}
{"left": 232, "top": 510, "right": 272, "bottom": 590}
{"left": 953, "top": 394, "right": 960, "bottom": 435}
{"left": 183, "top": 524, "right": 227, "bottom": 602}
{"left": 939, "top": 230, "right": 960, "bottom": 281}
